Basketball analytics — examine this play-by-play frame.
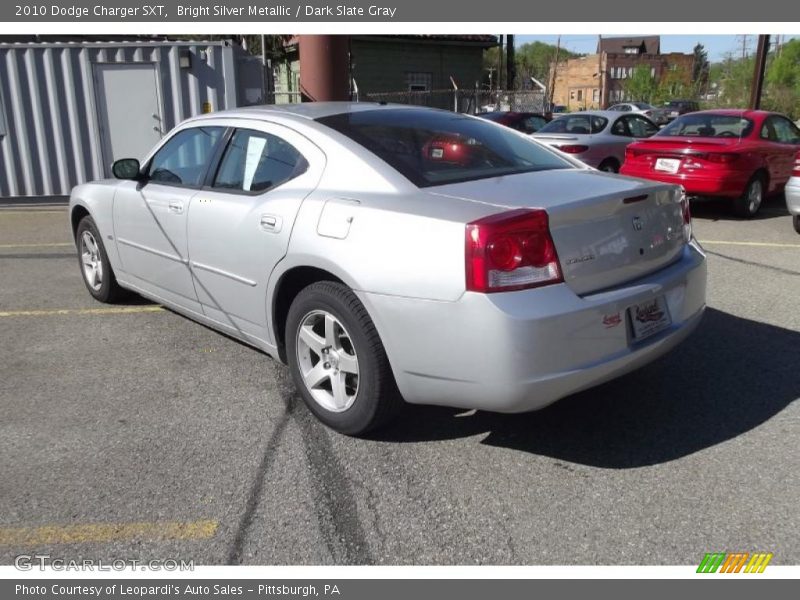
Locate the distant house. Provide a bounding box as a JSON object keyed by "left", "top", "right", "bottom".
{"left": 550, "top": 36, "right": 695, "bottom": 111}
{"left": 273, "top": 35, "right": 497, "bottom": 102}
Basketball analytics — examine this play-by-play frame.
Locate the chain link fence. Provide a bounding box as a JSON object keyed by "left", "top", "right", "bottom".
{"left": 363, "top": 89, "right": 547, "bottom": 114}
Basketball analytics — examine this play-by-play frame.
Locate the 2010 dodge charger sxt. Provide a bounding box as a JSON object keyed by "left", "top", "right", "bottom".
{"left": 69, "top": 103, "right": 707, "bottom": 434}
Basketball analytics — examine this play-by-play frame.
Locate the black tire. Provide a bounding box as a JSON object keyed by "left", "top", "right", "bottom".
{"left": 75, "top": 215, "right": 126, "bottom": 303}
{"left": 597, "top": 158, "right": 620, "bottom": 173}
{"left": 733, "top": 174, "right": 766, "bottom": 218}
{"left": 285, "top": 281, "right": 403, "bottom": 435}
{"left": 794, "top": 215, "right": 800, "bottom": 234}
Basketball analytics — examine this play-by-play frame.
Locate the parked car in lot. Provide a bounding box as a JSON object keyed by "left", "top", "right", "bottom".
{"left": 608, "top": 102, "right": 669, "bottom": 126}
{"left": 786, "top": 151, "right": 800, "bottom": 233}
{"left": 620, "top": 110, "right": 800, "bottom": 217}
{"left": 533, "top": 110, "right": 660, "bottom": 172}
{"left": 477, "top": 111, "right": 551, "bottom": 134}
{"left": 664, "top": 100, "right": 699, "bottom": 122}
{"left": 69, "top": 103, "right": 706, "bottom": 434}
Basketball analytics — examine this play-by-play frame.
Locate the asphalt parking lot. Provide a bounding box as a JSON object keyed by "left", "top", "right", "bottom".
{"left": 1, "top": 195, "right": 798, "bottom": 566}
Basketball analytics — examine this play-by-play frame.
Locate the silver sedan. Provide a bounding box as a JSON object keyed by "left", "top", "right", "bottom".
{"left": 787, "top": 151, "right": 800, "bottom": 233}
{"left": 533, "top": 110, "right": 659, "bottom": 172}
{"left": 69, "top": 103, "right": 706, "bottom": 434}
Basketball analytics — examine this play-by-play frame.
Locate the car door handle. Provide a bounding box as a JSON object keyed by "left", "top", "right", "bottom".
{"left": 168, "top": 201, "right": 184, "bottom": 214}
{"left": 260, "top": 214, "right": 282, "bottom": 232}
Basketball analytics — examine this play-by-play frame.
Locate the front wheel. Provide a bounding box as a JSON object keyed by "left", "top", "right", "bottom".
{"left": 285, "top": 281, "right": 403, "bottom": 435}
{"left": 76, "top": 216, "right": 125, "bottom": 303}
{"left": 734, "top": 175, "right": 765, "bottom": 218}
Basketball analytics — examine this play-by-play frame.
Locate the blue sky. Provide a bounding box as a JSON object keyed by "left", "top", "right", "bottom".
{"left": 515, "top": 35, "right": 798, "bottom": 62}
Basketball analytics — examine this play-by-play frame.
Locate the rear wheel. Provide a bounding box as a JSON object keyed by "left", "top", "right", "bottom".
{"left": 597, "top": 158, "right": 620, "bottom": 173}
{"left": 285, "top": 281, "right": 403, "bottom": 435}
{"left": 793, "top": 215, "right": 800, "bottom": 234}
{"left": 734, "top": 175, "right": 765, "bottom": 218}
{"left": 76, "top": 216, "right": 125, "bottom": 303}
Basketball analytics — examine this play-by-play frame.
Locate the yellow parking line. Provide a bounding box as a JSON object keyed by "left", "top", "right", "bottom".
{"left": 700, "top": 240, "right": 800, "bottom": 249}
{"left": 0, "top": 306, "right": 164, "bottom": 317}
{"left": 0, "top": 242, "right": 72, "bottom": 248}
{"left": 0, "top": 520, "right": 218, "bottom": 546}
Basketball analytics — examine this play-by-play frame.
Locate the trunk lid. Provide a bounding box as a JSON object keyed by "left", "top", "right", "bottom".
{"left": 429, "top": 169, "right": 687, "bottom": 295}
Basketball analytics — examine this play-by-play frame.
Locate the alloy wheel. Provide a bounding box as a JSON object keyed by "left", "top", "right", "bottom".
{"left": 80, "top": 231, "right": 103, "bottom": 291}
{"left": 295, "top": 310, "right": 360, "bottom": 412}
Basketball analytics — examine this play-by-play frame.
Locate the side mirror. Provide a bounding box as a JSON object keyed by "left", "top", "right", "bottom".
{"left": 112, "top": 158, "right": 141, "bottom": 180}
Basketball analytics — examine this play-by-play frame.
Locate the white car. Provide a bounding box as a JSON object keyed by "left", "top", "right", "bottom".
{"left": 787, "top": 151, "right": 800, "bottom": 233}
{"left": 608, "top": 102, "right": 669, "bottom": 126}
{"left": 69, "top": 103, "right": 706, "bottom": 434}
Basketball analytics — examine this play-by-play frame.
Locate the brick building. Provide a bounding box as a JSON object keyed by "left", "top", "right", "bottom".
{"left": 550, "top": 36, "right": 695, "bottom": 111}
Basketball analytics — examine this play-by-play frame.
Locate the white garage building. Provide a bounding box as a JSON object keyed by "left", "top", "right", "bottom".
{"left": 0, "top": 38, "right": 265, "bottom": 198}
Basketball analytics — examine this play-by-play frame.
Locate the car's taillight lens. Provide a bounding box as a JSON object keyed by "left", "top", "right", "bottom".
{"left": 680, "top": 189, "right": 692, "bottom": 242}
{"left": 793, "top": 151, "right": 800, "bottom": 177}
{"left": 703, "top": 152, "right": 738, "bottom": 164}
{"left": 559, "top": 144, "right": 589, "bottom": 154}
{"left": 465, "top": 209, "right": 563, "bottom": 293}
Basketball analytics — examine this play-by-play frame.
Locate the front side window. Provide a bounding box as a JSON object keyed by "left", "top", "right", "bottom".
{"left": 147, "top": 127, "right": 224, "bottom": 187}
{"left": 768, "top": 117, "right": 800, "bottom": 144}
{"left": 626, "top": 115, "right": 659, "bottom": 138}
{"left": 317, "top": 108, "right": 571, "bottom": 188}
{"left": 539, "top": 114, "right": 608, "bottom": 135}
{"left": 212, "top": 129, "right": 308, "bottom": 193}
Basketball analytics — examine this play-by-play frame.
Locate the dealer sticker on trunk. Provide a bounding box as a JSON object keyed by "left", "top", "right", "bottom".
{"left": 655, "top": 158, "right": 680, "bottom": 173}
{"left": 629, "top": 296, "right": 672, "bottom": 341}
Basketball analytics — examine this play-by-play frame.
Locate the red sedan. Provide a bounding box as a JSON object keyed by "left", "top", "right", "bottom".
{"left": 620, "top": 110, "right": 800, "bottom": 217}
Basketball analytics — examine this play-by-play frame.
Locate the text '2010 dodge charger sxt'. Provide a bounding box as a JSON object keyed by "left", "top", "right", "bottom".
{"left": 69, "top": 103, "right": 707, "bottom": 434}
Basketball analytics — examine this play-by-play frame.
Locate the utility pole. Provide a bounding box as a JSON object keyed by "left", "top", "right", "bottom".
{"left": 548, "top": 35, "right": 561, "bottom": 111}
{"left": 497, "top": 35, "right": 504, "bottom": 91}
{"left": 506, "top": 34, "right": 516, "bottom": 91}
{"left": 749, "top": 34, "right": 770, "bottom": 109}
{"left": 739, "top": 35, "right": 749, "bottom": 60}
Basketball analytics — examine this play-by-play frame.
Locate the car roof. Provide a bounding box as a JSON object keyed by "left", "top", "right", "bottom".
{"left": 186, "top": 101, "right": 430, "bottom": 124}
{"left": 686, "top": 109, "right": 774, "bottom": 118}
{"left": 552, "top": 111, "right": 622, "bottom": 119}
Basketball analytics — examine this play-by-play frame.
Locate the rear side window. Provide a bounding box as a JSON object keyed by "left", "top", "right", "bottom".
{"left": 212, "top": 129, "right": 308, "bottom": 193}
{"left": 317, "top": 108, "right": 571, "bottom": 188}
{"left": 147, "top": 127, "right": 224, "bottom": 187}
{"left": 538, "top": 114, "right": 608, "bottom": 135}
{"left": 765, "top": 117, "right": 800, "bottom": 144}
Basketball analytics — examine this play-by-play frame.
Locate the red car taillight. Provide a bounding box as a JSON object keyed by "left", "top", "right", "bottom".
{"left": 559, "top": 144, "right": 589, "bottom": 154}
{"left": 793, "top": 151, "right": 800, "bottom": 177}
{"left": 465, "top": 209, "right": 563, "bottom": 293}
{"left": 702, "top": 152, "right": 738, "bottom": 164}
{"left": 680, "top": 190, "right": 692, "bottom": 242}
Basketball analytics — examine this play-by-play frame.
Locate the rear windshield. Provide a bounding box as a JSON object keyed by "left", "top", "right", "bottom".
{"left": 316, "top": 108, "right": 571, "bottom": 187}
{"left": 537, "top": 114, "right": 608, "bottom": 135}
{"left": 477, "top": 112, "right": 506, "bottom": 122}
{"left": 658, "top": 114, "right": 754, "bottom": 138}
{"left": 634, "top": 102, "right": 654, "bottom": 110}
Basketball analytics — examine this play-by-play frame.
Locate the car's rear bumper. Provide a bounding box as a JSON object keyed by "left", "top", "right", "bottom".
{"left": 619, "top": 167, "right": 747, "bottom": 198}
{"left": 786, "top": 178, "right": 800, "bottom": 215}
{"left": 358, "top": 241, "right": 707, "bottom": 413}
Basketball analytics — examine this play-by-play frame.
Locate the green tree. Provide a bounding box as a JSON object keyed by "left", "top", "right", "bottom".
{"left": 623, "top": 65, "right": 658, "bottom": 103}
{"left": 691, "top": 43, "right": 710, "bottom": 96}
{"left": 764, "top": 39, "right": 800, "bottom": 117}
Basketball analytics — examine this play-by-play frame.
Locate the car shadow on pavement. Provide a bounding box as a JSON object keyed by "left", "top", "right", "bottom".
{"left": 378, "top": 308, "right": 800, "bottom": 468}
{"left": 690, "top": 194, "right": 790, "bottom": 221}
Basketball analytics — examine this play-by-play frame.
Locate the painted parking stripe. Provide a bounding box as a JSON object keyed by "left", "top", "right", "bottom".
{"left": 0, "top": 520, "right": 218, "bottom": 546}
{"left": 0, "top": 242, "right": 72, "bottom": 248}
{"left": 700, "top": 240, "right": 800, "bottom": 249}
{"left": 0, "top": 306, "right": 164, "bottom": 317}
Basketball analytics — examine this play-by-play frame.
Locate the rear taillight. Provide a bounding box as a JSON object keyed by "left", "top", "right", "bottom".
{"left": 793, "top": 152, "right": 800, "bottom": 177}
{"left": 465, "top": 209, "right": 563, "bottom": 293}
{"left": 680, "top": 190, "right": 692, "bottom": 242}
{"left": 559, "top": 144, "right": 589, "bottom": 154}
{"left": 703, "top": 153, "right": 738, "bottom": 164}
